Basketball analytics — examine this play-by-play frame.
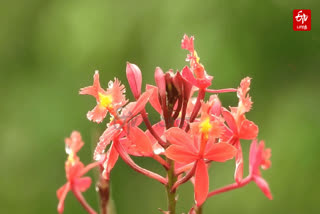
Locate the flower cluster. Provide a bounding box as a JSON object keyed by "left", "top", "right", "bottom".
{"left": 57, "top": 35, "right": 272, "bottom": 214}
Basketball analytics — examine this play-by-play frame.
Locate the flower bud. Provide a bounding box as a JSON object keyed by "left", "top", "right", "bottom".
{"left": 126, "top": 62, "right": 142, "bottom": 99}
{"left": 154, "top": 67, "right": 166, "bottom": 98}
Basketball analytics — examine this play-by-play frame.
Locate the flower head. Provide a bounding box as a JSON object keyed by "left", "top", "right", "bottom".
{"left": 181, "top": 34, "right": 213, "bottom": 89}
{"left": 221, "top": 77, "right": 259, "bottom": 183}
{"left": 165, "top": 127, "right": 236, "bottom": 206}
{"left": 80, "top": 71, "right": 127, "bottom": 123}
{"left": 57, "top": 131, "right": 97, "bottom": 214}
{"left": 249, "top": 140, "right": 272, "bottom": 199}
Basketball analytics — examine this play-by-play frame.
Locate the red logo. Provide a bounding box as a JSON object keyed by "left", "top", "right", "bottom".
{"left": 293, "top": 9, "right": 311, "bottom": 31}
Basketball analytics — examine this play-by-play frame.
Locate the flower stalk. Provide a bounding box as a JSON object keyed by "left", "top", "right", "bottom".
{"left": 57, "top": 34, "right": 273, "bottom": 214}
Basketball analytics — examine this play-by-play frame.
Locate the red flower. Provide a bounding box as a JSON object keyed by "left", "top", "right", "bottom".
{"left": 181, "top": 35, "right": 213, "bottom": 89}
{"left": 221, "top": 77, "right": 259, "bottom": 183}
{"left": 57, "top": 131, "right": 98, "bottom": 214}
{"left": 93, "top": 89, "right": 154, "bottom": 179}
{"left": 79, "top": 71, "right": 127, "bottom": 123}
{"left": 249, "top": 140, "right": 272, "bottom": 199}
{"left": 165, "top": 127, "right": 236, "bottom": 206}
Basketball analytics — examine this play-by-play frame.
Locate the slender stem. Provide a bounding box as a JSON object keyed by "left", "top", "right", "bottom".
{"left": 171, "top": 161, "right": 197, "bottom": 191}
{"left": 172, "top": 97, "right": 183, "bottom": 120}
{"left": 179, "top": 98, "right": 188, "bottom": 128}
{"left": 166, "top": 159, "right": 177, "bottom": 214}
{"left": 185, "top": 89, "right": 206, "bottom": 132}
{"left": 153, "top": 154, "right": 169, "bottom": 170}
{"left": 207, "top": 175, "right": 252, "bottom": 199}
{"left": 206, "top": 88, "right": 237, "bottom": 93}
{"left": 114, "top": 139, "right": 168, "bottom": 185}
{"left": 79, "top": 161, "right": 101, "bottom": 177}
{"left": 141, "top": 110, "right": 166, "bottom": 147}
{"left": 97, "top": 176, "right": 110, "bottom": 214}
{"left": 195, "top": 205, "right": 203, "bottom": 214}
{"left": 72, "top": 188, "right": 97, "bottom": 214}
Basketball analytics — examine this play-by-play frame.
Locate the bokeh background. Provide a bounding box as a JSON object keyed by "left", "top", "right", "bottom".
{"left": 1, "top": 0, "right": 319, "bottom": 213}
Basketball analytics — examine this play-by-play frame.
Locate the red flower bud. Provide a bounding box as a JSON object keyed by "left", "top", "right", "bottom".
{"left": 154, "top": 67, "right": 166, "bottom": 98}
{"left": 126, "top": 62, "right": 142, "bottom": 99}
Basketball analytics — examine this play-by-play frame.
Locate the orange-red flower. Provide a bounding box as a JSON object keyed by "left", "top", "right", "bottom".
{"left": 249, "top": 140, "right": 272, "bottom": 199}
{"left": 221, "top": 77, "right": 259, "bottom": 183}
{"left": 181, "top": 35, "right": 213, "bottom": 89}
{"left": 80, "top": 71, "right": 127, "bottom": 123}
{"left": 165, "top": 126, "right": 236, "bottom": 206}
{"left": 57, "top": 131, "right": 98, "bottom": 214}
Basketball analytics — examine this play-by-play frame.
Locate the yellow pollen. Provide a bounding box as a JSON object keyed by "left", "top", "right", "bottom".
{"left": 67, "top": 152, "right": 76, "bottom": 165}
{"left": 99, "top": 93, "right": 113, "bottom": 108}
{"left": 193, "top": 51, "right": 200, "bottom": 63}
{"left": 200, "top": 118, "right": 212, "bottom": 135}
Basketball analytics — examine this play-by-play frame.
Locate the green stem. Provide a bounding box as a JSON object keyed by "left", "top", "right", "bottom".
{"left": 166, "top": 159, "right": 177, "bottom": 214}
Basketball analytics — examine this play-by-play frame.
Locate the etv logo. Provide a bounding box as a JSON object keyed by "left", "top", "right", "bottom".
{"left": 293, "top": 10, "right": 311, "bottom": 31}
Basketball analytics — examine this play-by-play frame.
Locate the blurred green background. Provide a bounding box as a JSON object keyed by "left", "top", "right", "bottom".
{"left": 1, "top": 0, "right": 319, "bottom": 213}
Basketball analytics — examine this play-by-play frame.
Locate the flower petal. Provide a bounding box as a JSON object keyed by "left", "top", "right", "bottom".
{"left": 181, "top": 34, "right": 194, "bottom": 52}
{"left": 239, "top": 119, "right": 259, "bottom": 139}
{"left": 79, "top": 70, "right": 101, "bottom": 99}
{"left": 57, "top": 182, "right": 70, "bottom": 214}
{"left": 126, "top": 62, "right": 142, "bottom": 99}
{"left": 221, "top": 109, "right": 238, "bottom": 134}
{"left": 75, "top": 177, "right": 92, "bottom": 192}
{"left": 234, "top": 142, "right": 244, "bottom": 183}
{"left": 204, "top": 142, "right": 236, "bottom": 162}
{"left": 87, "top": 104, "right": 108, "bottom": 123}
{"left": 165, "top": 127, "right": 195, "bottom": 151}
{"left": 94, "top": 125, "right": 119, "bottom": 160}
{"left": 102, "top": 143, "right": 119, "bottom": 179}
{"left": 165, "top": 145, "right": 198, "bottom": 164}
{"left": 253, "top": 176, "right": 273, "bottom": 200}
{"left": 194, "top": 159, "right": 209, "bottom": 206}
{"left": 146, "top": 84, "right": 162, "bottom": 114}
{"left": 127, "top": 89, "right": 153, "bottom": 121}
{"left": 126, "top": 126, "right": 154, "bottom": 156}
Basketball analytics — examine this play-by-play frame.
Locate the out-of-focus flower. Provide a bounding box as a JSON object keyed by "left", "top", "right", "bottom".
{"left": 249, "top": 140, "right": 272, "bottom": 199}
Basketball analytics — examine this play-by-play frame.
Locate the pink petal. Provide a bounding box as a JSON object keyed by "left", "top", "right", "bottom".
{"left": 165, "top": 127, "right": 196, "bottom": 151}
{"left": 87, "top": 104, "right": 108, "bottom": 123}
{"left": 94, "top": 125, "right": 119, "bottom": 160}
{"left": 126, "top": 62, "right": 142, "bottom": 99}
{"left": 165, "top": 145, "right": 198, "bottom": 164}
{"left": 57, "top": 182, "right": 70, "bottom": 214}
{"left": 234, "top": 142, "right": 244, "bottom": 183}
{"left": 181, "top": 66, "right": 212, "bottom": 89}
{"left": 154, "top": 67, "right": 166, "bottom": 97}
{"left": 75, "top": 177, "right": 92, "bottom": 192}
{"left": 220, "top": 125, "right": 233, "bottom": 142}
{"left": 146, "top": 84, "right": 162, "bottom": 114}
{"left": 126, "top": 126, "right": 154, "bottom": 156}
{"left": 249, "top": 139, "right": 258, "bottom": 175}
{"left": 102, "top": 143, "right": 119, "bottom": 179}
{"left": 194, "top": 159, "right": 209, "bottom": 206}
{"left": 253, "top": 176, "right": 273, "bottom": 200}
{"left": 127, "top": 89, "right": 153, "bottom": 121}
{"left": 239, "top": 119, "right": 259, "bottom": 139}
{"left": 221, "top": 109, "right": 238, "bottom": 134}
{"left": 79, "top": 71, "right": 101, "bottom": 99}
{"left": 204, "top": 143, "right": 236, "bottom": 162}
{"left": 107, "top": 78, "right": 127, "bottom": 107}
{"left": 181, "top": 34, "right": 194, "bottom": 52}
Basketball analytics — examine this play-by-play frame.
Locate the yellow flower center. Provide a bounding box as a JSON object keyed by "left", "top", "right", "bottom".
{"left": 200, "top": 118, "right": 212, "bottom": 136}
{"left": 99, "top": 93, "right": 113, "bottom": 108}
